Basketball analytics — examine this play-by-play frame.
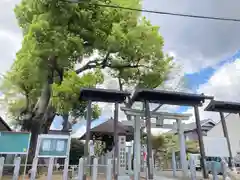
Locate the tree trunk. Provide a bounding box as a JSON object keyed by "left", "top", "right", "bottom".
{"left": 27, "top": 82, "right": 52, "bottom": 163}
{"left": 62, "top": 113, "right": 70, "bottom": 131}
{"left": 28, "top": 122, "right": 41, "bottom": 163}
{"left": 42, "top": 108, "right": 55, "bottom": 134}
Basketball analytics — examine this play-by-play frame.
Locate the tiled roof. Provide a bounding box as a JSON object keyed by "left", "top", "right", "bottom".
{"left": 168, "top": 119, "right": 215, "bottom": 133}
{"left": 71, "top": 117, "right": 134, "bottom": 139}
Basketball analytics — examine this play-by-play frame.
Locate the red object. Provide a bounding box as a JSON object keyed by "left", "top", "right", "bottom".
{"left": 143, "top": 152, "right": 147, "bottom": 161}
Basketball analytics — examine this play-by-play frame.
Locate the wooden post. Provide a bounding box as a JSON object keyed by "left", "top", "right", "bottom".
{"left": 71, "top": 166, "right": 75, "bottom": 179}
{"left": 106, "top": 159, "right": 112, "bottom": 180}
{"left": 47, "top": 157, "right": 54, "bottom": 180}
{"left": 84, "top": 100, "right": 92, "bottom": 180}
{"left": 127, "top": 146, "right": 132, "bottom": 174}
{"left": 113, "top": 103, "right": 119, "bottom": 180}
{"left": 171, "top": 150, "right": 176, "bottom": 177}
{"left": 92, "top": 158, "right": 98, "bottom": 180}
{"left": 189, "top": 155, "right": 196, "bottom": 180}
{"left": 0, "top": 157, "right": 5, "bottom": 180}
{"left": 100, "top": 155, "right": 104, "bottom": 165}
{"left": 221, "top": 160, "right": 227, "bottom": 180}
{"left": 134, "top": 115, "right": 141, "bottom": 180}
{"left": 194, "top": 106, "right": 208, "bottom": 179}
{"left": 220, "top": 112, "right": 233, "bottom": 168}
{"left": 63, "top": 157, "right": 69, "bottom": 180}
{"left": 177, "top": 119, "right": 188, "bottom": 177}
{"left": 211, "top": 161, "right": 218, "bottom": 180}
{"left": 30, "top": 157, "right": 39, "bottom": 180}
{"left": 12, "top": 157, "right": 21, "bottom": 180}
{"left": 145, "top": 101, "right": 154, "bottom": 180}
{"left": 77, "top": 158, "right": 84, "bottom": 180}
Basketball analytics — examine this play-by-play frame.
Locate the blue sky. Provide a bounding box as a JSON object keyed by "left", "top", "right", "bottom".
{"left": 175, "top": 50, "right": 240, "bottom": 114}
{"left": 51, "top": 114, "right": 110, "bottom": 137}
{"left": 185, "top": 50, "right": 240, "bottom": 92}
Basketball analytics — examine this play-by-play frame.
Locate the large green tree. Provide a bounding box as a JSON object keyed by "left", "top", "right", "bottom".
{"left": 1, "top": 0, "right": 172, "bottom": 161}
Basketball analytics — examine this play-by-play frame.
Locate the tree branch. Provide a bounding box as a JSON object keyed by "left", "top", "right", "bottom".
{"left": 75, "top": 51, "right": 147, "bottom": 75}
{"left": 102, "top": 52, "right": 110, "bottom": 68}
{"left": 75, "top": 59, "right": 99, "bottom": 74}
{"left": 18, "top": 85, "right": 31, "bottom": 116}
{"left": 75, "top": 52, "right": 111, "bottom": 74}
{"left": 108, "top": 63, "right": 147, "bottom": 69}
{"left": 118, "top": 76, "right": 123, "bottom": 91}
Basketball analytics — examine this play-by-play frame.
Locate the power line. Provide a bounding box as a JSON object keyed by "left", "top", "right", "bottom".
{"left": 68, "top": 0, "right": 240, "bottom": 22}
{"left": 94, "top": 3, "right": 240, "bottom": 22}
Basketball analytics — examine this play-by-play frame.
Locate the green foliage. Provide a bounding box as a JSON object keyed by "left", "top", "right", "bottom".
{"left": 110, "top": 17, "right": 172, "bottom": 89}
{"left": 94, "top": 140, "right": 105, "bottom": 156}
{"left": 150, "top": 133, "right": 179, "bottom": 159}
{"left": 144, "top": 133, "right": 200, "bottom": 163}
{"left": 151, "top": 134, "right": 165, "bottom": 151}
{"left": 1, "top": 0, "right": 173, "bottom": 128}
{"left": 163, "top": 133, "right": 179, "bottom": 149}
{"left": 186, "top": 140, "right": 199, "bottom": 153}
{"left": 154, "top": 133, "right": 200, "bottom": 157}
{"left": 52, "top": 70, "right": 103, "bottom": 114}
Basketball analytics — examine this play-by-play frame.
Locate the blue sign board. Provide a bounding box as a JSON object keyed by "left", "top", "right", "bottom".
{"left": 36, "top": 134, "right": 71, "bottom": 158}
{"left": 0, "top": 132, "right": 31, "bottom": 154}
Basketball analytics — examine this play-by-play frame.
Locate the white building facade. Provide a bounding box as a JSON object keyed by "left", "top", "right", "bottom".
{"left": 207, "top": 113, "right": 240, "bottom": 157}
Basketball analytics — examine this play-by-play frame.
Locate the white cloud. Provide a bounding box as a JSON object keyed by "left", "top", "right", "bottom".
{"left": 0, "top": 30, "right": 22, "bottom": 74}
{"left": 199, "top": 59, "right": 240, "bottom": 100}
{"left": 184, "top": 59, "right": 240, "bottom": 123}
{"left": 143, "top": 0, "right": 240, "bottom": 73}
{"left": 0, "top": 0, "right": 22, "bottom": 75}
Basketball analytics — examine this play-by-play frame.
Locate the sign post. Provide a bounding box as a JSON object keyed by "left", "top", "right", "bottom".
{"left": 203, "top": 137, "right": 230, "bottom": 157}
{"left": 0, "top": 132, "right": 31, "bottom": 154}
{"left": 35, "top": 134, "right": 71, "bottom": 180}
{"left": 0, "top": 131, "right": 31, "bottom": 180}
{"left": 35, "top": 134, "right": 71, "bottom": 158}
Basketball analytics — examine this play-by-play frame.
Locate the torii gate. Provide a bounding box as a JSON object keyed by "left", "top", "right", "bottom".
{"left": 121, "top": 107, "right": 192, "bottom": 179}
{"left": 127, "top": 89, "right": 213, "bottom": 179}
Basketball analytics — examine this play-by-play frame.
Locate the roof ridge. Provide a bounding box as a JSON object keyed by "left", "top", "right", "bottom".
{"left": 0, "top": 116, "right": 11, "bottom": 131}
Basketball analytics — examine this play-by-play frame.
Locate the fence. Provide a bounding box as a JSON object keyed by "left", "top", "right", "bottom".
{"left": 0, "top": 156, "right": 114, "bottom": 180}
{"left": 0, "top": 154, "right": 233, "bottom": 180}
{"left": 0, "top": 154, "right": 198, "bottom": 180}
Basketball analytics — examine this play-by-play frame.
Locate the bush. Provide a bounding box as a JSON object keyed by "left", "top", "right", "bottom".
{"left": 69, "top": 139, "right": 84, "bottom": 165}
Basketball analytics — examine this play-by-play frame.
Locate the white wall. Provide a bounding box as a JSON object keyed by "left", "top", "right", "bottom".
{"left": 207, "top": 113, "right": 240, "bottom": 157}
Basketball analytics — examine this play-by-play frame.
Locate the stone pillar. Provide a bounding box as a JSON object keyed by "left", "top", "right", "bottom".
{"left": 134, "top": 115, "right": 141, "bottom": 180}
{"left": 177, "top": 119, "right": 188, "bottom": 177}
{"left": 118, "top": 136, "right": 127, "bottom": 175}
